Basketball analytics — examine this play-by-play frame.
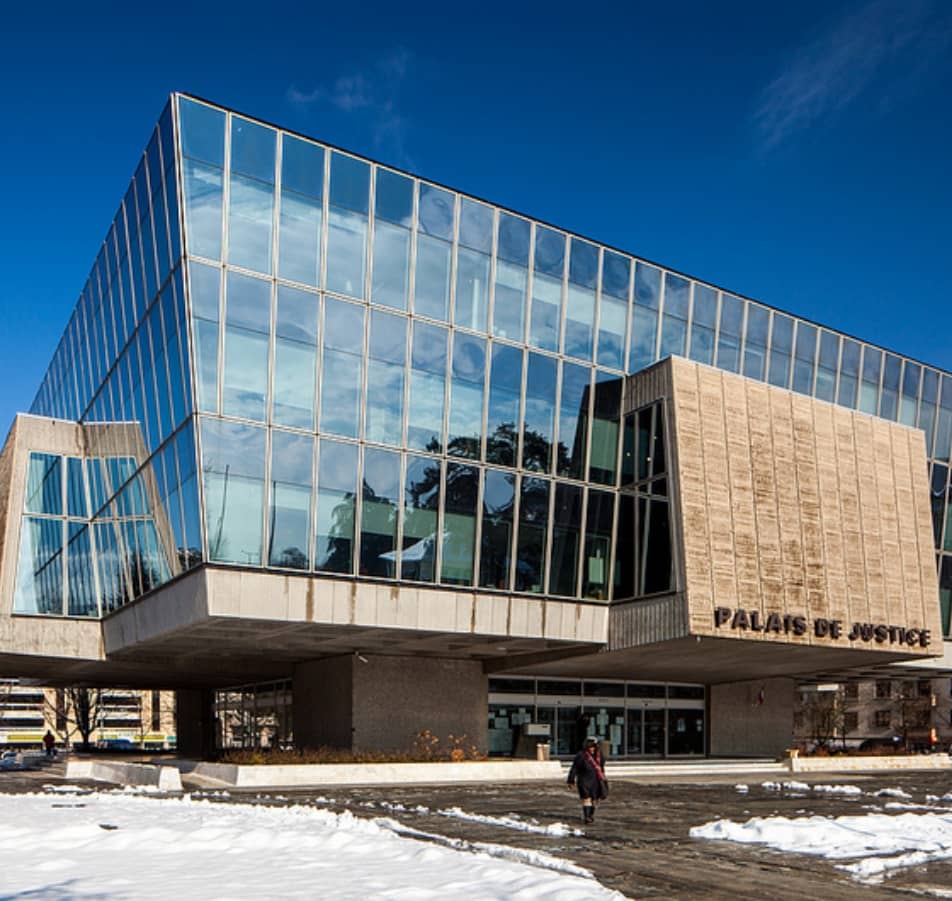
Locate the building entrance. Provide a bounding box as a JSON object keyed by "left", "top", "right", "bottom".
{"left": 488, "top": 677, "right": 705, "bottom": 758}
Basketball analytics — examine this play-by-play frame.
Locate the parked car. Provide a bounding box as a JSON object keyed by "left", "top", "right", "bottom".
{"left": 0, "top": 750, "right": 22, "bottom": 771}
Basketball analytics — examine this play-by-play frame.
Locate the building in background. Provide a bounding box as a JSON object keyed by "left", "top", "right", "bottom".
{"left": 0, "top": 680, "right": 176, "bottom": 748}
{"left": 0, "top": 94, "right": 949, "bottom": 759}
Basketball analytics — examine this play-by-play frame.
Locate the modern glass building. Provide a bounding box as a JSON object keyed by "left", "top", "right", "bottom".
{"left": 0, "top": 93, "right": 948, "bottom": 758}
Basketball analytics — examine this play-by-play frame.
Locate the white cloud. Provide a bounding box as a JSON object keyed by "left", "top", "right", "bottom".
{"left": 753, "top": 0, "right": 951, "bottom": 150}
{"left": 287, "top": 49, "right": 413, "bottom": 164}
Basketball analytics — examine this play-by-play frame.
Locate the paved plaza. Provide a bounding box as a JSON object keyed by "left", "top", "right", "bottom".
{"left": 5, "top": 761, "right": 951, "bottom": 898}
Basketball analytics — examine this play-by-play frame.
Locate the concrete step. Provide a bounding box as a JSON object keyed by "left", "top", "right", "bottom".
{"left": 560, "top": 758, "right": 787, "bottom": 777}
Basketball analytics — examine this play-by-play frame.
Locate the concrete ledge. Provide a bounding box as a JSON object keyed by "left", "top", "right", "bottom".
{"left": 66, "top": 760, "right": 182, "bottom": 791}
{"left": 188, "top": 759, "right": 563, "bottom": 788}
{"left": 788, "top": 755, "right": 952, "bottom": 773}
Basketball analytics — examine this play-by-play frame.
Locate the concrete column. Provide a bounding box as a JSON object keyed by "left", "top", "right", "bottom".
{"left": 175, "top": 689, "right": 216, "bottom": 759}
{"left": 293, "top": 655, "right": 487, "bottom": 753}
{"left": 708, "top": 677, "right": 795, "bottom": 757}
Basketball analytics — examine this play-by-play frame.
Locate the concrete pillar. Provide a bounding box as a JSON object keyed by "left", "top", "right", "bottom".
{"left": 175, "top": 689, "right": 216, "bottom": 759}
{"left": 293, "top": 655, "right": 487, "bottom": 753}
{"left": 708, "top": 677, "right": 795, "bottom": 757}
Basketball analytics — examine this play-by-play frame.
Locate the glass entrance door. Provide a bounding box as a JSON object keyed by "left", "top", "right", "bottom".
{"left": 644, "top": 709, "right": 666, "bottom": 755}
{"left": 626, "top": 708, "right": 643, "bottom": 755}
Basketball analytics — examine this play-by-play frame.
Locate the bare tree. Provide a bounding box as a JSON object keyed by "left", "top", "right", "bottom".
{"left": 802, "top": 687, "right": 848, "bottom": 750}
{"left": 46, "top": 688, "right": 104, "bottom": 750}
{"left": 895, "top": 681, "right": 933, "bottom": 749}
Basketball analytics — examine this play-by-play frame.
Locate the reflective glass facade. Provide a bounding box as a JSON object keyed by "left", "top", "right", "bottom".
{"left": 18, "top": 93, "right": 952, "bottom": 637}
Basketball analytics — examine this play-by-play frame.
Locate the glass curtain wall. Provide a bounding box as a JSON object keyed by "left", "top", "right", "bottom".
{"left": 27, "top": 93, "right": 952, "bottom": 627}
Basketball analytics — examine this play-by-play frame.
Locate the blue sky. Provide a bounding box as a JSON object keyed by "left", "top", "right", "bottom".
{"left": 1, "top": 0, "right": 950, "bottom": 431}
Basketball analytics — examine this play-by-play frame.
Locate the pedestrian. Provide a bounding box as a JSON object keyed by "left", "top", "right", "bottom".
{"left": 567, "top": 735, "right": 608, "bottom": 824}
{"left": 42, "top": 730, "right": 56, "bottom": 758}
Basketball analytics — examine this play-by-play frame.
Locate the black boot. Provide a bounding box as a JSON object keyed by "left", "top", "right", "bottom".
{"left": 583, "top": 805, "right": 594, "bottom": 824}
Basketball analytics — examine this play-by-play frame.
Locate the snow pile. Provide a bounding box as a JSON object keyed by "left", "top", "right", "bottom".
{"left": 760, "top": 780, "right": 813, "bottom": 792}
{"left": 437, "top": 806, "right": 583, "bottom": 836}
{"left": 734, "top": 784, "right": 749, "bottom": 793}
{"left": 0, "top": 792, "right": 622, "bottom": 899}
{"left": 691, "top": 811, "right": 952, "bottom": 879}
{"left": 811, "top": 784, "right": 862, "bottom": 796}
{"left": 873, "top": 788, "right": 912, "bottom": 800}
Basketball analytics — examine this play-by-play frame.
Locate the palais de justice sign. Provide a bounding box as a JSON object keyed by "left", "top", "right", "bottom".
{"left": 713, "top": 606, "right": 932, "bottom": 648}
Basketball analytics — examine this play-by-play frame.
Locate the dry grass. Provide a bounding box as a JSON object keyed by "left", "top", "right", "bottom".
{"left": 220, "top": 730, "right": 486, "bottom": 766}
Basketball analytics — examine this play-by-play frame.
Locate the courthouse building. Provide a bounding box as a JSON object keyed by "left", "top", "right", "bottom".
{"left": 0, "top": 94, "right": 949, "bottom": 758}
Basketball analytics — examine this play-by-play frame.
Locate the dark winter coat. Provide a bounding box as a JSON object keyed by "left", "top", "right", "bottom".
{"left": 567, "top": 748, "right": 607, "bottom": 800}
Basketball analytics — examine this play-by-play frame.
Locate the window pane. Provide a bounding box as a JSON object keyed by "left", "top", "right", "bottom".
{"left": 629, "top": 305, "right": 658, "bottom": 372}
{"left": 515, "top": 477, "right": 549, "bottom": 593}
{"left": 223, "top": 273, "right": 270, "bottom": 421}
{"left": 448, "top": 332, "right": 485, "bottom": 458}
{"left": 529, "top": 271, "right": 561, "bottom": 352}
{"left": 408, "top": 322, "right": 447, "bottom": 452}
{"left": 268, "top": 431, "right": 313, "bottom": 569}
{"left": 569, "top": 239, "right": 598, "bottom": 289}
{"left": 493, "top": 259, "right": 527, "bottom": 341}
{"left": 584, "top": 489, "right": 614, "bottom": 600}
{"left": 418, "top": 183, "right": 454, "bottom": 239}
{"left": 230, "top": 117, "right": 275, "bottom": 183}
{"left": 273, "top": 339, "right": 316, "bottom": 429}
{"left": 183, "top": 160, "right": 223, "bottom": 260}
{"left": 551, "top": 484, "right": 581, "bottom": 597}
{"left": 281, "top": 135, "right": 324, "bottom": 199}
{"left": 329, "top": 153, "right": 369, "bottom": 214}
{"left": 202, "top": 418, "right": 266, "bottom": 565}
{"left": 315, "top": 439, "right": 357, "bottom": 573}
{"left": 14, "top": 516, "right": 64, "bottom": 614}
{"left": 486, "top": 343, "right": 523, "bottom": 467}
{"left": 371, "top": 220, "right": 410, "bottom": 310}
{"left": 455, "top": 247, "right": 490, "bottom": 332}
{"left": 278, "top": 191, "right": 321, "bottom": 286}
{"left": 25, "top": 453, "right": 62, "bottom": 515}
{"left": 414, "top": 234, "right": 451, "bottom": 321}
{"left": 402, "top": 455, "right": 441, "bottom": 582}
{"left": 326, "top": 207, "right": 367, "bottom": 299}
{"left": 602, "top": 251, "right": 630, "bottom": 300}
{"left": 480, "top": 469, "right": 515, "bottom": 589}
{"left": 558, "top": 362, "right": 590, "bottom": 479}
{"left": 66, "top": 457, "right": 86, "bottom": 518}
{"left": 716, "top": 294, "right": 743, "bottom": 373}
{"left": 523, "top": 353, "right": 556, "bottom": 472}
{"left": 497, "top": 212, "right": 530, "bottom": 265}
{"left": 564, "top": 283, "right": 595, "bottom": 361}
{"left": 597, "top": 296, "right": 627, "bottom": 369}
{"left": 320, "top": 299, "right": 365, "bottom": 437}
{"left": 375, "top": 168, "right": 413, "bottom": 225}
{"left": 590, "top": 374, "right": 621, "bottom": 485}
{"left": 228, "top": 174, "right": 274, "bottom": 274}
{"left": 179, "top": 98, "right": 225, "bottom": 166}
{"left": 634, "top": 263, "right": 661, "bottom": 309}
{"left": 441, "top": 463, "right": 478, "bottom": 585}
{"left": 459, "top": 198, "right": 493, "bottom": 252}
{"left": 365, "top": 310, "right": 407, "bottom": 446}
{"left": 360, "top": 447, "right": 399, "bottom": 577}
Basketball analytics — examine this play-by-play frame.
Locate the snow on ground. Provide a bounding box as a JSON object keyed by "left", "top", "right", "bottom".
{"left": 0, "top": 791, "right": 623, "bottom": 900}
{"left": 691, "top": 811, "right": 952, "bottom": 880}
{"left": 436, "top": 806, "right": 583, "bottom": 837}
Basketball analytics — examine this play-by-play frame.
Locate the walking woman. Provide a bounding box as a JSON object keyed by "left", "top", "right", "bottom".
{"left": 567, "top": 736, "right": 608, "bottom": 824}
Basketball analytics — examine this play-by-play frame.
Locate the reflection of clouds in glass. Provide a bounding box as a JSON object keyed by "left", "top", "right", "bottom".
{"left": 326, "top": 209, "right": 368, "bottom": 299}
{"left": 371, "top": 222, "right": 410, "bottom": 310}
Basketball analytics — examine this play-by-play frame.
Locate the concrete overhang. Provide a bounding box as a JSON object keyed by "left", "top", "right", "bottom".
{"left": 95, "top": 565, "right": 606, "bottom": 685}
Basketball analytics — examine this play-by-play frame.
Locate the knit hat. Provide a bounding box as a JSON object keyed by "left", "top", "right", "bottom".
{"left": 585, "top": 736, "right": 599, "bottom": 745}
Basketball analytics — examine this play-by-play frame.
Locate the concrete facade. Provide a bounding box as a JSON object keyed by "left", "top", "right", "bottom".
{"left": 708, "top": 677, "right": 797, "bottom": 757}
{"left": 294, "top": 655, "right": 487, "bottom": 753}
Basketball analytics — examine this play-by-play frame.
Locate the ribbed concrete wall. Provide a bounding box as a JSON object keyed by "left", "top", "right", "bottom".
{"left": 668, "top": 357, "right": 941, "bottom": 651}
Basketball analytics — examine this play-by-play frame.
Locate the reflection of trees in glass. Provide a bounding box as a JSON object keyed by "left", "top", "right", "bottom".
{"left": 316, "top": 492, "right": 356, "bottom": 572}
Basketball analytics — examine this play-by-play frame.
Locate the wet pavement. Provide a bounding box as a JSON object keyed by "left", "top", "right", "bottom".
{"left": 4, "top": 763, "right": 952, "bottom": 898}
